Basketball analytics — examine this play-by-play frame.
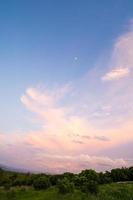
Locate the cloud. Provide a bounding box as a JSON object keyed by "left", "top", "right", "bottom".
{"left": 94, "top": 136, "right": 110, "bottom": 141}
{"left": 102, "top": 20, "right": 133, "bottom": 82}
{"left": 20, "top": 84, "right": 133, "bottom": 155}
{"left": 112, "top": 25, "right": 133, "bottom": 69}
{"left": 81, "top": 135, "right": 91, "bottom": 139}
{"left": 102, "top": 67, "right": 130, "bottom": 81}
{"left": 20, "top": 20, "right": 133, "bottom": 172}
{"left": 32, "top": 154, "right": 128, "bottom": 173}
{"left": 72, "top": 140, "right": 84, "bottom": 144}
{"left": 0, "top": 133, "right": 5, "bottom": 145}
{"left": 1, "top": 19, "right": 133, "bottom": 173}
{"left": 0, "top": 138, "right": 129, "bottom": 173}
{"left": 2, "top": 75, "right": 133, "bottom": 173}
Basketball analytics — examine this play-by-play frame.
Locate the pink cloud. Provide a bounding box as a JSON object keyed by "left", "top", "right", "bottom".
{"left": 102, "top": 67, "right": 130, "bottom": 81}
{"left": 1, "top": 20, "right": 133, "bottom": 173}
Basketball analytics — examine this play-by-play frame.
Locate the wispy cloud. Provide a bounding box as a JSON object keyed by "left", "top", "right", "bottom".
{"left": 94, "top": 135, "right": 110, "bottom": 141}
{"left": 102, "top": 20, "right": 133, "bottom": 82}
{"left": 18, "top": 83, "right": 133, "bottom": 172}
{"left": 102, "top": 67, "right": 130, "bottom": 81}
{"left": 0, "top": 138, "right": 128, "bottom": 173}
{"left": 1, "top": 19, "right": 133, "bottom": 173}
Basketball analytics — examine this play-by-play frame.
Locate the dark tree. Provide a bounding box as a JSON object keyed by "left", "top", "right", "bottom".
{"left": 33, "top": 176, "right": 50, "bottom": 190}
{"left": 57, "top": 177, "right": 74, "bottom": 194}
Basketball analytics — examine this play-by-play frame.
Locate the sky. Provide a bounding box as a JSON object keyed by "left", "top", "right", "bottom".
{"left": 0, "top": 0, "right": 133, "bottom": 173}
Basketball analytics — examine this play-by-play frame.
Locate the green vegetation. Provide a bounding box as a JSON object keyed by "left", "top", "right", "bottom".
{"left": 0, "top": 183, "right": 133, "bottom": 200}
{"left": 57, "top": 177, "right": 74, "bottom": 194}
{"left": 0, "top": 167, "right": 133, "bottom": 199}
{"left": 33, "top": 176, "right": 50, "bottom": 190}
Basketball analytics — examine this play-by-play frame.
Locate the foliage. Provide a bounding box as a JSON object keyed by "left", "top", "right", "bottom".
{"left": 0, "top": 183, "right": 133, "bottom": 200}
{"left": 99, "top": 172, "right": 112, "bottom": 184}
{"left": 128, "top": 167, "right": 133, "bottom": 181}
{"left": 0, "top": 166, "right": 133, "bottom": 198}
{"left": 6, "top": 190, "right": 16, "bottom": 200}
{"left": 49, "top": 175, "right": 59, "bottom": 186}
{"left": 57, "top": 177, "right": 74, "bottom": 194}
{"left": 110, "top": 168, "right": 128, "bottom": 182}
{"left": 33, "top": 176, "right": 50, "bottom": 190}
{"left": 79, "top": 169, "right": 99, "bottom": 182}
{"left": 81, "top": 180, "right": 99, "bottom": 194}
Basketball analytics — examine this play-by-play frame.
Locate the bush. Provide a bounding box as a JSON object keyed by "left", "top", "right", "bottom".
{"left": 78, "top": 169, "right": 99, "bottom": 194}
{"left": 49, "top": 175, "right": 59, "bottom": 186}
{"left": 79, "top": 169, "right": 99, "bottom": 182}
{"left": 111, "top": 168, "right": 128, "bottom": 182}
{"left": 6, "top": 190, "right": 15, "bottom": 200}
{"left": 57, "top": 178, "right": 74, "bottom": 194}
{"left": 81, "top": 180, "right": 99, "bottom": 194}
{"left": 4, "top": 183, "right": 11, "bottom": 190}
{"left": 33, "top": 176, "right": 50, "bottom": 190}
{"left": 99, "top": 172, "right": 112, "bottom": 184}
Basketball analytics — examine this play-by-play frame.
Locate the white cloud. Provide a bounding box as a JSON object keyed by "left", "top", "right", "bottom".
{"left": 102, "top": 20, "right": 133, "bottom": 82}
{"left": 102, "top": 67, "right": 130, "bottom": 81}
{"left": 1, "top": 19, "right": 133, "bottom": 173}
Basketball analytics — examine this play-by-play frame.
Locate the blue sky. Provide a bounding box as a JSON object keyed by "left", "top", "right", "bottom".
{"left": 0, "top": 0, "right": 132, "bottom": 132}
{"left": 0, "top": 1, "right": 133, "bottom": 172}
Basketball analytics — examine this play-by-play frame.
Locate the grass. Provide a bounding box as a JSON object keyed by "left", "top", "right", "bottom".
{"left": 0, "top": 183, "right": 133, "bottom": 200}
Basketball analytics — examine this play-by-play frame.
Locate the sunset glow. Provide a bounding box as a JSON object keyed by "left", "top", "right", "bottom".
{"left": 0, "top": 1, "right": 133, "bottom": 173}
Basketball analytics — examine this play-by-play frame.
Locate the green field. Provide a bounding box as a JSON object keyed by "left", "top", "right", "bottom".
{"left": 0, "top": 183, "right": 133, "bottom": 200}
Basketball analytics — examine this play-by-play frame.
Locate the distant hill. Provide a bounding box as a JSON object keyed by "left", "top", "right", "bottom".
{"left": 0, "top": 163, "right": 29, "bottom": 173}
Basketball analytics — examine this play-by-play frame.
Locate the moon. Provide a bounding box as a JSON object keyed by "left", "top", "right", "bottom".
{"left": 74, "top": 57, "right": 78, "bottom": 61}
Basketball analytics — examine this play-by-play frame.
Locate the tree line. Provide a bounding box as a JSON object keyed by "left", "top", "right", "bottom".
{"left": 0, "top": 167, "right": 133, "bottom": 194}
